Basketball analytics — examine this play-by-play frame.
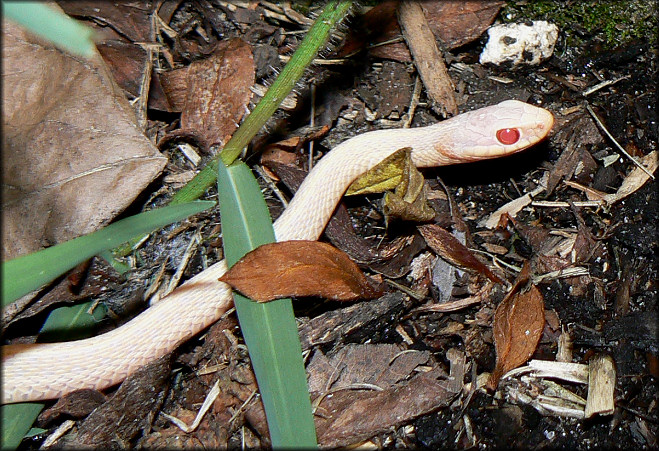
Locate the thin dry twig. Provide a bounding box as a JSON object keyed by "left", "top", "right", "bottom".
{"left": 585, "top": 103, "right": 655, "bottom": 179}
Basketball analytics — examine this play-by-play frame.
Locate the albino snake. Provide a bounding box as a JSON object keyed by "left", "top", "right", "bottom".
{"left": 2, "top": 100, "right": 554, "bottom": 404}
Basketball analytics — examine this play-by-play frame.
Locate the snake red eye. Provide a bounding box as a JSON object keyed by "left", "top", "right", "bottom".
{"left": 496, "top": 128, "right": 521, "bottom": 145}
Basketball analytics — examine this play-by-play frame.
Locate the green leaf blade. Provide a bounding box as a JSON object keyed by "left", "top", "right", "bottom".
{"left": 2, "top": 201, "right": 215, "bottom": 306}
{"left": 1, "top": 403, "right": 45, "bottom": 450}
{"left": 217, "top": 161, "right": 317, "bottom": 448}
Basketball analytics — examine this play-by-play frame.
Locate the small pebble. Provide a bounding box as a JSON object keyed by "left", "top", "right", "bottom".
{"left": 480, "top": 21, "right": 559, "bottom": 67}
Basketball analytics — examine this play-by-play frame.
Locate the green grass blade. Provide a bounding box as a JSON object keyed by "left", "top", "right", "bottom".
{"left": 1, "top": 403, "right": 45, "bottom": 450}
{"left": 218, "top": 161, "right": 317, "bottom": 448}
{"left": 1, "top": 201, "right": 215, "bottom": 306}
{"left": 2, "top": 1, "right": 96, "bottom": 58}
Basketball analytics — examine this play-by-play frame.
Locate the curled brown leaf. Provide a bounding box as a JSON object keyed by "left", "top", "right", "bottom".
{"left": 418, "top": 224, "right": 503, "bottom": 283}
{"left": 219, "top": 241, "right": 383, "bottom": 302}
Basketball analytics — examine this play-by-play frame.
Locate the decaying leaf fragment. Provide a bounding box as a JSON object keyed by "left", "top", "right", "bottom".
{"left": 603, "top": 150, "right": 657, "bottom": 204}
{"left": 418, "top": 224, "right": 503, "bottom": 283}
{"left": 219, "top": 241, "right": 382, "bottom": 302}
{"left": 346, "top": 148, "right": 434, "bottom": 222}
{"left": 346, "top": 147, "right": 410, "bottom": 195}
{"left": 487, "top": 263, "right": 545, "bottom": 390}
{"left": 382, "top": 159, "right": 436, "bottom": 223}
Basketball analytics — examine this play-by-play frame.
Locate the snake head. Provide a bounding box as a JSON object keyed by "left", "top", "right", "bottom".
{"left": 437, "top": 100, "right": 554, "bottom": 163}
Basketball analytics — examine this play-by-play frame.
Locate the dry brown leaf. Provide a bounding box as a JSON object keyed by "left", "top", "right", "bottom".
{"left": 1, "top": 17, "right": 167, "bottom": 261}
{"left": 219, "top": 241, "right": 383, "bottom": 302}
{"left": 420, "top": 1, "right": 505, "bottom": 48}
{"left": 487, "top": 264, "right": 545, "bottom": 390}
{"left": 159, "top": 38, "right": 254, "bottom": 152}
{"left": 96, "top": 40, "right": 172, "bottom": 112}
{"left": 263, "top": 125, "right": 331, "bottom": 153}
{"left": 418, "top": 224, "right": 503, "bottom": 283}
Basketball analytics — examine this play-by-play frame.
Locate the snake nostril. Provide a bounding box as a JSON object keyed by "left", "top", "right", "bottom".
{"left": 496, "top": 128, "right": 521, "bottom": 145}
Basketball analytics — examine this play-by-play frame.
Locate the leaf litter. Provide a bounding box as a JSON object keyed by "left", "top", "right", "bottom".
{"left": 4, "top": 1, "right": 658, "bottom": 449}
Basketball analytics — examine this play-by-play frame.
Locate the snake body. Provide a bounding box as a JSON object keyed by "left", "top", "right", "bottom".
{"left": 2, "top": 100, "right": 553, "bottom": 404}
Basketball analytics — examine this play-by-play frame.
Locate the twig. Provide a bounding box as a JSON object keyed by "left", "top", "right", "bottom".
{"left": 403, "top": 75, "right": 422, "bottom": 128}
{"left": 582, "top": 75, "right": 630, "bottom": 97}
{"left": 532, "top": 200, "right": 604, "bottom": 208}
{"left": 162, "top": 379, "right": 221, "bottom": 432}
{"left": 585, "top": 103, "right": 654, "bottom": 179}
{"left": 308, "top": 84, "right": 316, "bottom": 171}
{"left": 254, "top": 165, "right": 289, "bottom": 208}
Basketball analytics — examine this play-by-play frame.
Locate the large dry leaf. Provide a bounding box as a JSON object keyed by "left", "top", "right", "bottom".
{"left": 1, "top": 17, "right": 167, "bottom": 261}
{"left": 219, "top": 241, "right": 382, "bottom": 302}
{"left": 159, "top": 38, "right": 254, "bottom": 152}
{"left": 487, "top": 265, "right": 545, "bottom": 390}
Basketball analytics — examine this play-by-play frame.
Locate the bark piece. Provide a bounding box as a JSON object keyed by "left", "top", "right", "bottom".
{"left": 397, "top": 0, "right": 457, "bottom": 117}
{"left": 584, "top": 353, "right": 616, "bottom": 418}
{"left": 307, "top": 343, "right": 430, "bottom": 392}
{"left": 66, "top": 355, "right": 172, "bottom": 447}
{"left": 315, "top": 369, "right": 458, "bottom": 448}
{"left": 298, "top": 292, "right": 407, "bottom": 351}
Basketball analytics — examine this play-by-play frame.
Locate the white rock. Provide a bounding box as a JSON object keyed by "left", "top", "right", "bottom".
{"left": 480, "top": 21, "right": 559, "bottom": 67}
